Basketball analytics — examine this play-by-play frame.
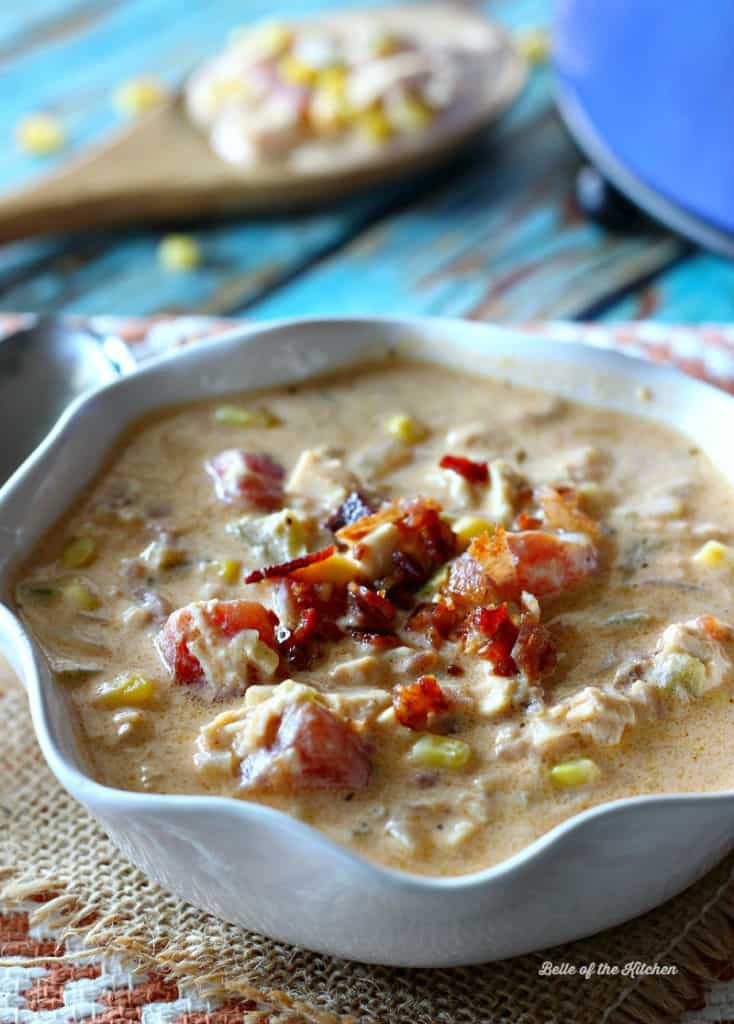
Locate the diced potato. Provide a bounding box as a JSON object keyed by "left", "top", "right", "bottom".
{"left": 452, "top": 515, "right": 495, "bottom": 550}
{"left": 213, "top": 404, "right": 280, "bottom": 428}
{"left": 294, "top": 552, "right": 364, "bottom": 585}
{"left": 212, "top": 558, "right": 241, "bottom": 585}
{"left": 95, "top": 673, "right": 155, "bottom": 708}
{"left": 693, "top": 540, "right": 734, "bottom": 569}
{"left": 113, "top": 708, "right": 150, "bottom": 744}
{"left": 409, "top": 735, "right": 471, "bottom": 770}
{"left": 61, "top": 536, "right": 96, "bottom": 569}
{"left": 114, "top": 76, "right": 167, "bottom": 117}
{"left": 158, "top": 234, "right": 201, "bottom": 272}
{"left": 16, "top": 113, "right": 66, "bottom": 155}
{"left": 386, "top": 413, "right": 428, "bottom": 444}
{"left": 62, "top": 581, "right": 100, "bottom": 612}
{"left": 230, "top": 508, "right": 309, "bottom": 562}
{"left": 550, "top": 757, "right": 600, "bottom": 787}
{"left": 655, "top": 652, "right": 707, "bottom": 699}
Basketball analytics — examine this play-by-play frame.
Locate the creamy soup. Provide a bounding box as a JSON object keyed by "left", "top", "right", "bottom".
{"left": 14, "top": 359, "right": 734, "bottom": 876}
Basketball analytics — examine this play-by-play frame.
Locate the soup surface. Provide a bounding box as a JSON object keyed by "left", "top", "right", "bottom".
{"left": 15, "top": 359, "right": 734, "bottom": 875}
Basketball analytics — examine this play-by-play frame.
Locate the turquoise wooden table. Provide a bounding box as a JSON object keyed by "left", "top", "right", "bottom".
{"left": 0, "top": 0, "right": 732, "bottom": 323}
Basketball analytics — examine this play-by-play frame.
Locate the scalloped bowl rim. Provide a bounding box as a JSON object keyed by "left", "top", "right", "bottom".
{"left": 2, "top": 315, "right": 734, "bottom": 896}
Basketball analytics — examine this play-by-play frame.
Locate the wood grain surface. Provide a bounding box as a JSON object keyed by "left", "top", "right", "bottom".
{"left": 0, "top": 0, "right": 732, "bottom": 321}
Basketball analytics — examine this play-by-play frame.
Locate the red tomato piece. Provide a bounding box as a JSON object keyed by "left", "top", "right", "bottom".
{"left": 241, "top": 701, "right": 371, "bottom": 791}
{"left": 205, "top": 450, "right": 284, "bottom": 509}
{"left": 439, "top": 454, "right": 489, "bottom": 485}
{"left": 158, "top": 599, "right": 278, "bottom": 690}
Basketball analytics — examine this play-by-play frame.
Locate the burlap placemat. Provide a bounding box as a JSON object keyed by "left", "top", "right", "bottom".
{"left": 2, "top": 677, "right": 734, "bottom": 1024}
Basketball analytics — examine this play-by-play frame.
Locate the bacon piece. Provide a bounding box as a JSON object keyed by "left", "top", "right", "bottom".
{"left": 337, "top": 497, "right": 457, "bottom": 601}
{"left": 393, "top": 675, "right": 450, "bottom": 730}
{"left": 466, "top": 603, "right": 519, "bottom": 676}
{"left": 439, "top": 454, "right": 489, "bottom": 485}
{"left": 205, "top": 450, "right": 284, "bottom": 510}
{"left": 244, "top": 545, "right": 335, "bottom": 584}
{"left": 158, "top": 599, "right": 278, "bottom": 689}
{"left": 275, "top": 578, "right": 345, "bottom": 669}
{"left": 405, "top": 600, "right": 459, "bottom": 647}
{"left": 344, "top": 583, "right": 396, "bottom": 635}
{"left": 325, "top": 491, "right": 376, "bottom": 532}
{"left": 241, "top": 701, "right": 371, "bottom": 791}
{"left": 515, "top": 512, "right": 542, "bottom": 531}
{"left": 512, "top": 616, "right": 557, "bottom": 681}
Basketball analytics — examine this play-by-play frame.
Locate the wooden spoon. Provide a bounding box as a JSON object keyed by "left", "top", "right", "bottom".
{"left": 0, "top": 5, "right": 525, "bottom": 243}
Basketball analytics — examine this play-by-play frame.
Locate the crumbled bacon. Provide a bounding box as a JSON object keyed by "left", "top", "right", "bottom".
{"left": 393, "top": 675, "right": 450, "bottom": 731}
{"left": 241, "top": 701, "right": 371, "bottom": 792}
{"left": 439, "top": 454, "right": 489, "bottom": 485}
{"left": 511, "top": 616, "right": 557, "bottom": 681}
{"left": 244, "top": 545, "right": 335, "bottom": 584}
{"left": 275, "top": 578, "right": 344, "bottom": 668}
{"left": 325, "top": 491, "right": 376, "bottom": 532}
{"left": 205, "top": 450, "right": 284, "bottom": 510}
{"left": 337, "top": 497, "right": 457, "bottom": 602}
{"left": 344, "top": 583, "right": 396, "bottom": 635}
{"left": 466, "top": 603, "right": 519, "bottom": 676}
{"left": 515, "top": 511, "right": 542, "bottom": 530}
{"left": 405, "top": 600, "right": 459, "bottom": 647}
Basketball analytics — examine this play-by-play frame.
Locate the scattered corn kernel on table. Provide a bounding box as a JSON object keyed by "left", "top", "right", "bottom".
{"left": 3, "top": 1, "right": 734, "bottom": 1023}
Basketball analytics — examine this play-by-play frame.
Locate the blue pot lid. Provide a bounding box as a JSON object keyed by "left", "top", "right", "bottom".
{"left": 553, "top": 0, "right": 734, "bottom": 252}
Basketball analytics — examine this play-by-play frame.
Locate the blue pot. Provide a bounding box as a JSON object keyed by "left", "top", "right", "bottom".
{"left": 553, "top": 0, "right": 734, "bottom": 255}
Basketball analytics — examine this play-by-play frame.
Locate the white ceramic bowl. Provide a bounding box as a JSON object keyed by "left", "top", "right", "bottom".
{"left": 2, "top": 318, "right": 734, "bottom": 967}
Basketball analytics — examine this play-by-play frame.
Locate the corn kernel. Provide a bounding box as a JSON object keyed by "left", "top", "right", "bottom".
{"left": 158, "top": 234, "right": 201, "bottom": 272}
{"left": 357, "top": 107, "right": 393, "bottom": 144}
{"left": 95, "top": 673, "right": 155, "bottom": 708}
{"left": 318, "top": 65, "right": 348, "bottom": 97}
{"left": 61, "top": 536, "right": 96, "bottom": 569}
{"left": 279, "top": 55, "right": 318, "bottom": 86}
{"left": 693, "top": 539, "right": 734, "bottom": 569}
{"left": 550, "top": 757, "right": 599, "bottom": 787}
{"left": 409, "top": 735, "right": 471, "bottom": 770}
{"left": 309, "top": 89, "right": 350, "bottom": 133}
{"left": 517, "top": 28, "right": 550, "bottom": 65}
{"left": 293, "top": 553, "right": 364, "bottom": 585}
{"left": 114, "top": 76, "right": 167, "bottom": 117}
{"left": 213, "top": 404, "right": 280, "bottom": 428}
{"left": 386, "top": 413, "right": 428, "bottom": 444}
{"left": 62, "top": 581, "right": 100, "bottom": 612}
{"left": 388, "top": 94, "right": 433, "bottom": 133}
{"left": 213, "top": 558, "right": 241, "bottom": 585}
{"left": 452, "top": 516, "right": 495, "bottom": 550}
{"left": 16, "top": 113, "right": 66, "bottom": 155}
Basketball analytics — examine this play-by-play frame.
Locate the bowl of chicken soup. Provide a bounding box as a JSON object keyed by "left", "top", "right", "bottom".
{"left": 2, "top": 317, "right": 734, "bottom": 966}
